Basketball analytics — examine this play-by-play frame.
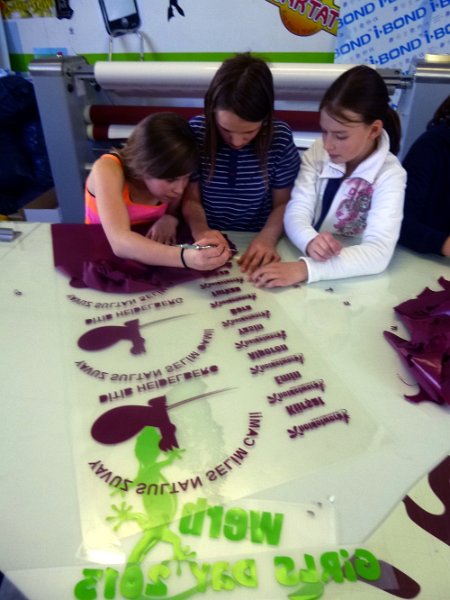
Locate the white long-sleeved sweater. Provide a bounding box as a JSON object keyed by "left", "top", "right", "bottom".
{"left": 284, "top": 130, "right": 406, "bottom": 283}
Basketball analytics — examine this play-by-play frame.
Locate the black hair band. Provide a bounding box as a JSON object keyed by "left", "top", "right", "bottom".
{"left": 180, "top": 247, "right": 189, "bottom": 268}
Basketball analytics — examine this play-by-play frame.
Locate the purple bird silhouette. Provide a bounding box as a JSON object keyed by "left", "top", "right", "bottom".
{"left": 91, "top": 395, "right": 178, "bottom": 451}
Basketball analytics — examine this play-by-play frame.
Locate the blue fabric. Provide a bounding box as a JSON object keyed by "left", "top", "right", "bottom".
{"left": 399, "top": 121, "right": 450, "bottom": 255}
{"left": 314, "top": 176, "right": 343, "bottom": 231}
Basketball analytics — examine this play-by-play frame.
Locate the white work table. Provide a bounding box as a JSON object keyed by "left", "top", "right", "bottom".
{"left": 1, "top": 223, "right": 449, "bottom": 600}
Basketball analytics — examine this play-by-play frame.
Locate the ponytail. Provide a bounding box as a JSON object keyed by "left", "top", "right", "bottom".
{"left": 384, "top": 106, "right": 401, "bottom": 155}
{"left": 321, "top": 65, "right": 402, "bottom": 155}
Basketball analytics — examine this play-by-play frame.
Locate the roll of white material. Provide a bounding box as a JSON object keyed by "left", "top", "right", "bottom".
{"left": 94, "top": 61, "right": 355, "bottom": 100}
{"left": 86, "top": 124, "right": 134, "bottom": 140}
{"left": 94, "top": 61, "right": 221, "bottom": 98}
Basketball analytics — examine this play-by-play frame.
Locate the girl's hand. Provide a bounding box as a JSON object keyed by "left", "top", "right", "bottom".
{"left": 194, "top": 231, "right": 231, "bottom": 257}
{"left": 183, "top": 245, "right": 231, "bottom": 271}
{"left": 146, "top": 215, "right": 179, "bottom": 244}
{"left": 195, "top": 228, "right": 229, "bottom": 248}
{"left": 238, "top": 237, "right": 280, "bottom": 274}
{"left": 441, "top": 235, "right": 450, "bottom": 257}
{"left": 306, "top": 232, "right": 342, "bottom": 261}
{"left": 249, "top": 261, "right": 308, "bottom": 288}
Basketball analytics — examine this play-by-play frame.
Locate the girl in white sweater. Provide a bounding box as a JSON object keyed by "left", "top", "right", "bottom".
{"left": 250, "top": 65, "right": 406, "bottom": 287}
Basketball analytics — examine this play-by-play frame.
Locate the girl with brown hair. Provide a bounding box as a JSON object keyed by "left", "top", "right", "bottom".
{"left": 85, "top": 112, "right": 230, "bottom": 270}
{"left": 182, "top": 53, "right": 300, "bottom": 274}
{"left": 251, "top": 65, "right": 406, "bottom": 287}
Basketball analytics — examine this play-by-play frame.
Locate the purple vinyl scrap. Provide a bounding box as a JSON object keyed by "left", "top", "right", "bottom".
{"left": 384, "top": 277, "right": 450, "bottom": 406}
{"left": 51, "top": 224, "right": 234, "bottom": 294}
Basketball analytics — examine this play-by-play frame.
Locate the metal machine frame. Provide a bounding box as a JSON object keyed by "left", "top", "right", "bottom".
{"left": 29, "top": 56, "right": 447, "bottom": 223}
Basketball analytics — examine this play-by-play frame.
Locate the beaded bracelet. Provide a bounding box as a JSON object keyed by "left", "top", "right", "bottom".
{"left": 180, "top": 247, "right": 189, "bottom": 268}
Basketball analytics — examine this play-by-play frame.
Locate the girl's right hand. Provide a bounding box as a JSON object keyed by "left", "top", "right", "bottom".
{"left": 195, "top": 229, "right": 229, "bottom": 250}
{"left": 306, "top": 232, "right": 342, "bottom": 261}
{"left": 183, "top": 245, "right": 231, "bottom": 271}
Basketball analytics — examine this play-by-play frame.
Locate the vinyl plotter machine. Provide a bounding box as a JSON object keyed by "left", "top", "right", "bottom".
{"left": 29, "top": 55, "right": 450, "bottom": 223}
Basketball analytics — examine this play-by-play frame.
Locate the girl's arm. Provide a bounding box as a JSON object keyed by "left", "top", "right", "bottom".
{"left": 90, "top": 159, "right": 230, "bottom": 270}
{"left": 239, "top": 122, "right": 301, "bottom": 273}
{"left": 249, "top": 141, "right": 335, "bottom": 287}
{"left": 279, "top": 158, "right": 406, "bottom": 284}
{"left": 181, "top": 180, "right": 229, "bottom": 248}
{"left": 238, "top": 186, "right": 291, "bottom": 274}
{"left": 250, "top": 155, "right": 406, "bottom": 287}
{"left": 302, "top": 160, "right": 406, "bottom": 283}
{"left": 180, "top": 181, "right": 208, "bottom": 239}
{"left": 283, "top": 141, "right": 325, "bottom": 255}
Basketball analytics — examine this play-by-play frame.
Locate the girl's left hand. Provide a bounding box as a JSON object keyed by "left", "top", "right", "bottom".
{"left": 146, "top": 214, "right": 179, "bottom": 244}
{"left": 238, "top": 238, "right": 280, "bottom": 274}
{"left": 249, "top": 261, "right": 308, "bottom": 288}
{"left": 306, "top": 232, "right": 342, "bottom": 261}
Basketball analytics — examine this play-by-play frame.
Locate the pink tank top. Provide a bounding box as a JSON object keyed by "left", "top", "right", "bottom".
{"left": 85, "top": 154, "right": 168, "bottom": 225}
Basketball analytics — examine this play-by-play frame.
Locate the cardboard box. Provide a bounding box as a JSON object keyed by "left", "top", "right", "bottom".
{"left": 21, "top": 188, "right": 61, "bottom": 223}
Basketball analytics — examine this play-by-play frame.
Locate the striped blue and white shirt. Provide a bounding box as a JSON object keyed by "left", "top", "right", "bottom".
{"left": 190, "top": 116, "right": 300, "bottom": 232}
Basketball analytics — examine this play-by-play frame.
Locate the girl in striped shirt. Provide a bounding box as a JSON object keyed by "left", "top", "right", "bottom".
{"left": 182, "top": 53, "right": 300, "bottom": 274}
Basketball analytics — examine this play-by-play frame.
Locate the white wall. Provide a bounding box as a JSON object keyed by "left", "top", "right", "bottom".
{"left": 3, "top": 0, "right": 449, "bottom": 71}
{"left": 4, "top": 0, "right": 336, "bottom": 58}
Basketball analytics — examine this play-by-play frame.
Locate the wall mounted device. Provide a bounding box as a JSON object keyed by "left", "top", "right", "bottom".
{"left": 98, "top": 0, "right": 141, "bottom": 37}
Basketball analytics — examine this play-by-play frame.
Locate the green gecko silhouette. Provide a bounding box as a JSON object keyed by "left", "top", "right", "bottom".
{"left": 107, "top": 426, "right": 195, "bottom": 577}
{"left": 104, "top": 425, "right": 324, "bottom": 599}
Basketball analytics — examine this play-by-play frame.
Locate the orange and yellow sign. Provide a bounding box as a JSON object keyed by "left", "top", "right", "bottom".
{"left": 265, "top": 0, "right": 340, "bottom": 37}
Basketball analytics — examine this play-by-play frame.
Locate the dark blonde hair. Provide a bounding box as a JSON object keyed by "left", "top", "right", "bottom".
{"left": 320, "top": 65, "right": 401, "bottom": 155}
{"left": 117, "top": 112, "right": 198, "bottom": 181}
{"left": 204, "top": 53, "right": 274, "bottom": 176}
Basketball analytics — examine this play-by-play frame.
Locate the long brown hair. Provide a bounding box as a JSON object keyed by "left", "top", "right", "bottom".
{"left": 117, "top": 112, "right": 199, "bottom": 182}
{"left": 320, "top": 65, "right": 401, "bottom": 155}
{"left": 204, "top": 53, "right": 274, "bottom": 176}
